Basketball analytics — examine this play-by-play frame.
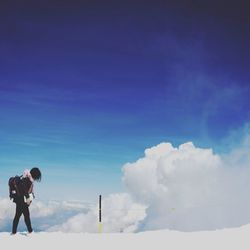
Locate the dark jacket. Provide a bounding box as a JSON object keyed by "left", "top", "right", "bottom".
{"left": 14, "top": 177, "right": 33, "bottom": 203}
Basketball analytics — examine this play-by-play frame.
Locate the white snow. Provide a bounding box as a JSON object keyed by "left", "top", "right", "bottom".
{"left": 1, "top": 225, "right": 250, "bottom": 250}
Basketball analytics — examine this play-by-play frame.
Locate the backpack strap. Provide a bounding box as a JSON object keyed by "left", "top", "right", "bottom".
{"left": 13, "top": 176, "right": 21, "bottom": 196}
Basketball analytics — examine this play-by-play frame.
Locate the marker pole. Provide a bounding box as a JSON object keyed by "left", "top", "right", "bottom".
{"left": 98, "top": 195, "right": 102, "bottom": 233}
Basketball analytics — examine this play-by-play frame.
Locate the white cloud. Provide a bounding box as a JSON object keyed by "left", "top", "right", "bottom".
{"left": 0, "top": 199, "right": 93, "bottom": 232}
{"left": 122, "top": 141, "right": 250, "bottom": 231}
{"left": 49, "top": 193, "right": 146, "bottom": 233}
{"left": 0, "top": 198, "right": 15, "bottom": 228}
{"left": 0, "top": 194, "right": 145, "bottom": 233}
{"left": 2, "top": 136, "right": 250, "bottom": 233}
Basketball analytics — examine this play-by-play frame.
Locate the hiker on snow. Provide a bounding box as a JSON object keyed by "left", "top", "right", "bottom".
{"left": 9, "top": 167, "right": 42, "bottom": 235}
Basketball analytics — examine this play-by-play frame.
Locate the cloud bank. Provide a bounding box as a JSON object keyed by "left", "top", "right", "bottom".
{"left": 49, "top": 193, "right": 146, "bottom": 233}
{"left": 123, "top": 141, "right": 250, "bottom": 231}
{"left": 0, "top": 195, "right": 145, "bottom": 233}
{"left": 1, "top": 136, "right": 250, "bottom": 233}
{"left": 0, "top": 199, "right": 93, "bottom": 232}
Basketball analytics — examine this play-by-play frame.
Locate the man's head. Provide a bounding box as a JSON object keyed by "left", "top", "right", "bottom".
{"left": 30, "top": 167, "right": 42, "bottom": 182}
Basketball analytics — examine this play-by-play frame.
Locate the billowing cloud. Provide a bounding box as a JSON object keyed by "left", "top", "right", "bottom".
{"left": 49, "top": 193, "right": 146, "bottom": 233}
{"left": 0, "top": 199, "right": 93, "bottom": 232}
{"left": 122, "top": 141, "right": 250, "bottom": 231}
{"left": 1, "top": 137, "right": 250, "bottom": 233}
{"left": 0, "top": 198, "right": 14, "bottom": 228}
{"left": 0, "top": 194, "right": 145, "bottom": 233}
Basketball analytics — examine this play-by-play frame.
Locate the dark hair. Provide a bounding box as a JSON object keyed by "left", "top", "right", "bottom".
{"left": 30, "top": 167, "right": 42, "bottom": 182}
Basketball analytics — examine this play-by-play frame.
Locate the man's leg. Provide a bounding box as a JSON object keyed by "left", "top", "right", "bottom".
{"left": 12, "top": 202, "right": 22, "bottom": 234}
{"left": 22, "top": 204, "right": 33, "bottom": 233}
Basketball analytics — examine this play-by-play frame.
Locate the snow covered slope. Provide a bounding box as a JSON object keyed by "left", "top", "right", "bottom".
{"left": 1, "top": 224, "right": 250, "bottom": 250}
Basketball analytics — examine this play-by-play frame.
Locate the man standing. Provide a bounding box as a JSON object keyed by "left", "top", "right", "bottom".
{"left": 10, "top": 167, "right": 42, "bottom": 235}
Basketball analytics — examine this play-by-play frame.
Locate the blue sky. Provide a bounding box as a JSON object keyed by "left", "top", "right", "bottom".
{"left": 0, "top": 1, "right": 250, "bottom": 201}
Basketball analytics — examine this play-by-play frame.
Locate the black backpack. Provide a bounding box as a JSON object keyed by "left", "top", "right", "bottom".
{"left": 8, "top": 176, "right": 21, "bottom": 199}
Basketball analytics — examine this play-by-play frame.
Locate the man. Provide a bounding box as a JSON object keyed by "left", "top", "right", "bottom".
{"left": 10, "top": 167, "right": 42, "bottom": 235}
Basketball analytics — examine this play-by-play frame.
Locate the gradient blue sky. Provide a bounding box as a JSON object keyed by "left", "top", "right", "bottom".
{"left": 0, "top": 1, "right": 250, "bottom": 201}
